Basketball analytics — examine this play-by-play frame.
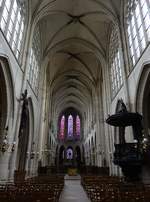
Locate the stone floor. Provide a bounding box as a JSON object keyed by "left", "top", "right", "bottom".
{"left": 59, "top": 176, "right": 91, "bottom": 202}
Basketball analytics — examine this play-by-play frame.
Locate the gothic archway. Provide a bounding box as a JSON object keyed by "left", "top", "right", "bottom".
{"left": 136, "top": 64, "right": 150, "bottom": 181}
{"left": 26, "top": 98, "right": 34, "bottom": 176}
{"left": 140, "top": 66, "right": 150, "bottom": 137}
{"left": 66, "top": 147, "right": 73, "bottom": 160}
{"left": 0, "top": 63, "right": 7, "bottom": 141}
{"left": 0, "top": 56, "right": 14, "bottom": 128}
{"left": 82, "top": 145, "right": 85, "bottom": 165}
{"left": 16, "top": 94, "right": 30, "bottom": 173}
{"left": 136, "top": 65, "right": 150, "bottom": 140}
{"left": 59, "top": 145, "right": 65, "bottom": 166}
{"left": 0, "top": 57, "right": 15, "bottom": 180}
{"left": 89, "top": 140, "right": 92, "bottom": 165}
{"left": 55, "top": 145, "right": 59, "bottom": 166}
{"left": 75, "top": 146, "right": 81, "bottom": 169}
{"left": 91, "top": 137, "right": 95, "bottom": 165}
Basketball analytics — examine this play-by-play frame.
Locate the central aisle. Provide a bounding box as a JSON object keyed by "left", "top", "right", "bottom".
{"left": 59, "top": 175, "right": 91, "bottom": 202}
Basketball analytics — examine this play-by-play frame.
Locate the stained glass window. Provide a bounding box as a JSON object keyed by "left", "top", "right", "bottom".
{"left": 66, "top": 148, "right": 73, "bottom": 159}
{"left": 76, "top": 115, "right": 80, "bottom": 136}
{"left": 68, "top": 115, "right": 73, "bottom": 137}
{"left": 60, "top": 115, "right": 65, "bottom": 139}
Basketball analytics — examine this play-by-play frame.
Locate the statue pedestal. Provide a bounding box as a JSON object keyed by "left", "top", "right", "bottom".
{"left": 14, "top": 170, "right": 26, "bottom": 184}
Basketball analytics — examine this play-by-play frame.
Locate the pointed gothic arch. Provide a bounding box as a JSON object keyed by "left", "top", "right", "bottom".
{"left": 0, "top": 63, "right": 8, "bottom": 138}
{"left": 67, "top": 114, "right": 73, "bottom": 137}
{"left": 76, "top": 115, "right": 81, "bottom": 136}
{"left": 59, "top": 115, "right": 65, "bottom": 139}
{"left": 75, "top": 146, "right": 81, "bottom": 168}
{"left": 16, "top": 95, "right": 30, "bottom": 172}
{"left": 0, "top": 56, "right": 14, "bottom": 133}
{"left": 135, "top": 64, "right": 150, "bottom": 181}
{"left": 136, "top": 64, "right": 150, "bottom": 136}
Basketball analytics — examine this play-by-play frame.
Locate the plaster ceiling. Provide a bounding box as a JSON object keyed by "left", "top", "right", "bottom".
{"left": 31, "top": 0, "right": 121, "bottom": 118}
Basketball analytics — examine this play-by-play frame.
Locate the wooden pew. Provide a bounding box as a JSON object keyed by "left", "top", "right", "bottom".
{"left": 0, "top": 175, "right": 64, "bottom": 202}
{"left": 81, "top": 175, "right": 150, "bottom": 202}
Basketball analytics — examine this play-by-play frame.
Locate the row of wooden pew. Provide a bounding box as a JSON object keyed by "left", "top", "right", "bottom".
{"left": 81, "top": 175, "right": 150, "bottom": 202}
{"left": 0, "top": 175, "right": 64, "bottom": 202}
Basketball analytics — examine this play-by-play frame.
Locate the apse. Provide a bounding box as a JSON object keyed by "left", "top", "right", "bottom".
{"left": 58, "top": 108, "right": 81, "bottom": 141}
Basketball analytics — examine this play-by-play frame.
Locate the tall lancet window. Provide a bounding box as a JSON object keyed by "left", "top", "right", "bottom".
{"left": 126, "top": 0, "right": 150, "bottom": 68}
{"left": 76, "top": 115, "right": 80, "bottom": 136}
{"left": 109, "top": 26, "right": 123, "bottom": 97}
{"left": 0, "top": 0, "right": 26, "bottom": 60}
{"left": 28, "top": 26, "right": 41, "bottom": 95}
{"left": 60, "top": 115, "right": 65, "bottom": 139}
{"left": 68, "top": 115, "right": 73, "bottom": 137}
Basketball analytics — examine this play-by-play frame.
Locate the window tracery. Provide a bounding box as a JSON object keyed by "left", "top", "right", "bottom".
{"left": 28, "top": 26, "right": 41, "bottom": 95}
{"left": 0, "top": 0, "right": 26, "bottom": 60}
{"left": 59, "top": 113, "right": 81, "bottom": 140}
{"left": 109, "top": 26, "right": 123, "bottom": 97}
{"left": 76, "top": 115, "right": 80, "bottom": 136}
{"left": 126, "top": 0, "right": 150, "bottom": 67}
{"left": 60, "top": 115, "right": 65, "bottom": 139}
{"left": 68, "top": 115, "right": 73, "bottom": 137}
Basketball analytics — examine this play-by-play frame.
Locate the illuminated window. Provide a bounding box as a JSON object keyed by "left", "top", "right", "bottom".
{"left": 60, "top": 115, "right": 65, "bottom": 139}
{"left": 109, "top": 26, "right": 123, "bottom": 97}
{"left": 0, "top": 0, "right": 26, "bottom": 60}
{"left": 0, "top": 0, "right": 3, "bottom": 7}
{"left": 28, "top": 26, "right": 41, "bottom": 95}
{"left": 66, "top": 148, "right": 73, "bottom": 160}
{"left": 126, "top": 0, "right": 150, "bottom": 67}
{"left": 68, "top": 115, "right": 73, "bottom": 137}
{"left": 76, "top": 115, "right": 80, "bottom": 136}
{"left": 0, "top": 0, "right": 11, "bottom": 32}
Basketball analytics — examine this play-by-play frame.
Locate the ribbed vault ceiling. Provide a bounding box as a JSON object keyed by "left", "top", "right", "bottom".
{"left": 31, "top": 0, "right": 121, "bottom": 119}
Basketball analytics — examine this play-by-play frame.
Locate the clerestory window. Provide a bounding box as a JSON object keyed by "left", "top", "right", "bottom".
{"left": 28, "top": 26, "right": 41, "bottom": 95}
{"left": 126, "top": 0, "right": 150, "bottom": 67}
{"left": 109, "top": 26, "right": 123, "bottom": 98}
{"left": 0, "top": 0, "right": 26, "bottom": 61}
